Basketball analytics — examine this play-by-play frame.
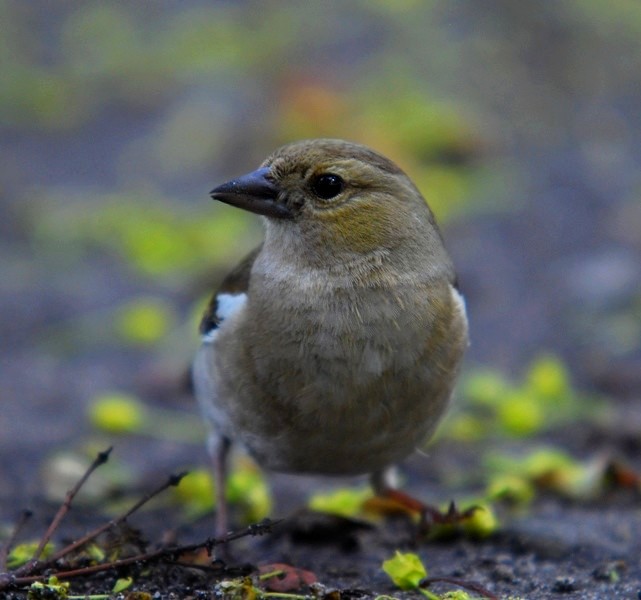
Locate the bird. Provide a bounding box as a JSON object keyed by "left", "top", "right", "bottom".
{"left": 192, "top": 138, "right": 469, "bottom": 540}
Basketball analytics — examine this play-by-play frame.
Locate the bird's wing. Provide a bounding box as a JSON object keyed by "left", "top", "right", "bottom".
{"left": 199, "top": 245, "right": 261, "bottom": 338}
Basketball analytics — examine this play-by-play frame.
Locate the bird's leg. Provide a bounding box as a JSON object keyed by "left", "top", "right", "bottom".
{"left": 370, "top": 468, "right": 476, "bottom": 532}
{"left": 209, "top": 435, "right": 232, "bottom": 542}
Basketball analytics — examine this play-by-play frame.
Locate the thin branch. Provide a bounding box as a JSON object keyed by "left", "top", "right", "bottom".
{"left": 5, "top": 519, "right": 279, "bottom": 588}
{"left": 0, "top": 510, "right": 33, "bottom": 572}
{"left": 0, "top": 455, "right": 278, "bottom": 594}
{"left": 40, "top": 471, "right": 188, "bottom": 569}
{"left": 31, "top": 448, "right": 113, "bottom": 565}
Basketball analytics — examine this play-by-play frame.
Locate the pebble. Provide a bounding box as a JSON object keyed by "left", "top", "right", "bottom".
{"left": 552, "top": 576, "right": 576, "bottom": 593}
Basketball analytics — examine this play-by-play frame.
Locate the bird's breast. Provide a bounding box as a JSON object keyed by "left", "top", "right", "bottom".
{"left": 211, "top": 264, "right": 467, "bottom": 475}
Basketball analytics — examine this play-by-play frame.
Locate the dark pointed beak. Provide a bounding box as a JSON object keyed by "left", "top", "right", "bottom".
{"left": 210, "top": 167, "right": 292, "bottom": 219}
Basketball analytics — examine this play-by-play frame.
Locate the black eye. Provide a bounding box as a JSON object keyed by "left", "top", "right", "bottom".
{"left": 311, "top": 173, "right": 344, "bottom": 200}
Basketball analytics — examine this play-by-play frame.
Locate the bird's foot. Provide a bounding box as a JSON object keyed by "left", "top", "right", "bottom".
{"left": 418, "top": 499, "right": 479, "bottom": 533}
{"left": 373, "top": 488, "right": 478, "bottom": 536}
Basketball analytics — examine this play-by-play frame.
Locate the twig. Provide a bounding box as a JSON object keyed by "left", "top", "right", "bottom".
{"left": 32, "top": 447, "right": 113, "bottom": 564}
{"left": 38, "top": 471, "right": 188, "bottom": 572}
{"left": 5, "top": 519, "right": 279, "bottom": 588}
{"left": 0, "top": 452, "right": 278, "bottom": 594}
{"left": 0, "top": 510, "right": 33, "bottom": 572}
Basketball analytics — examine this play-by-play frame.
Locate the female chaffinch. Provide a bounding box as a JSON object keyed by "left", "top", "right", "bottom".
{"left": 192, "top": 139, "right": 469, "bottom": 538}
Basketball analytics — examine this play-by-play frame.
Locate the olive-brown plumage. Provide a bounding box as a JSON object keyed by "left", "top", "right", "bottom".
{"left": 193, "top": 139, "right": 468, "bottom": 537}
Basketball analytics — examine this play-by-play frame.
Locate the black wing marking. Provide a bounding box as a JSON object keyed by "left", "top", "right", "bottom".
{"left": 199, "top": 245, "right": 262, "bottom": 335}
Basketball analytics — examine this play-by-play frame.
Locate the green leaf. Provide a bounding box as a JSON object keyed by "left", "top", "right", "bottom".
{"left": 114, "top": 297, "right": 175, "bottom": 345}
{"left": 525, "top": 354, "right": 571, "bottom": 402}
{"left": 461, "top": 503, "right": 499, "bottom": 538}
{"left": 9, "top": 542, "right": 55, "bottom": 569}
{"left": 496, "top": 389, "right": 544, "bottom": 436}
{"left": 112, "top": 576, "right": 133, "bottom": 593}
{"left": 173, "top": 468, "right": 215, "bottom": 517}
{"left": 486, "top": 474, "right": 535, "bottom": 505}
{"left": 87, "top": 392, "right": 146, "bottom": 433}
{"left": 463, "top": 370, "right": 510, "bottom": 407}
{"left": 308, "top": 487, "right": 372, "bottom": 518}
{"left": 485, "top": 447, "right": 600, "bottom": 499}
{"left": 28, "top": 576, "right": 69, "bottom": 600}
{"left": 382, "top": 550, "right": 427, "bottom": 590}
{"left": 227, "top": 457, "right": 272, "bottom": 523}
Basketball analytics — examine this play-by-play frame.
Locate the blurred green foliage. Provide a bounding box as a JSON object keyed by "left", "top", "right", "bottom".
{"left": 172, "top": 460, "right": 271, "bottom": 524}
{"left": 484, "top": 447, "right": 607, "bottom": 502}
{"left": 5, "top": 0, "right": 640, "bottom": 315}
{"left": 86, "top": 392, "right": 270, "bottom": 521}
{"left": 308, "top": 486, "right": 373, "bottom": 519}
{"left": 88, "top": 391, "right": 147, "bottom": 434}
{"left": 6, "top": 1, "right": 641, "bottom": 128}
{"left": 88, "top": 391, "right": 205, "bottom": 442}
{"left": 30, "top": 191, "right": 258, "bottom": 281}
{"left": 2, "top": 0, "right": 524, "bottom": 245}
{"left": 445, "top": 354, "right": 599, "bottom": 441}
{"left": 7, "top": 542, "right": 55, "bottom": 569}
{"left": 114, "top": 297, "right": 176, "bottom": 345}
{"left": 1, "top": 4, "right": 270, "bottom": 130}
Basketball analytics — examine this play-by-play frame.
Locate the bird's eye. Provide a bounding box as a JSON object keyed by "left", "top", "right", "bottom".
{"left": 311, "top": 173, "right": 344, "bottom": 200}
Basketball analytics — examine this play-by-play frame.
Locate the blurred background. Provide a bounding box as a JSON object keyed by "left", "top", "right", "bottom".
{"left": 1, "top": 1, "right": 640, "bottom": 515}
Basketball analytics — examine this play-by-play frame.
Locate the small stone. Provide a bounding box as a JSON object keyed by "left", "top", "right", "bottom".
{"left": 592, "top": 560, "right": 625, "bottom": 582}
{"left": 552, "top": 576, "right": 576, "bottom": 593}
{"left": 492, "top": 563, "right": 515, "bottom": 582}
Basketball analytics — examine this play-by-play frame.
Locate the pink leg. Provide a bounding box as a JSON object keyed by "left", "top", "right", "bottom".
{"left": 210, "top": 436, "right": 231, "bottom": 541}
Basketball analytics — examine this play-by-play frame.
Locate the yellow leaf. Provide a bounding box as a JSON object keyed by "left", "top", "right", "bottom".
{"left": 461, "top": 503, "right": 499, "bottom": 538}
{"left": 308, "top": 487, "right": 372, "bottom": 518}
{"left": 114, "top": 297, "right": 175, "bottom": 345}
{"left": 88, "top": 392, "right": 146, "bottom": 433}
{"left": 496, "top": 390, "right": 544, "bottom": 436}
{"left": 9, "top": 542, "right": 55, "bottom": 569}
{"left": 526, "top": 355, "right": 571, "bottom": 401}
{"left": 112, "top": 576, "right": 133, "bottom": 593}
{"left": 382, "top": 551, "right": 427, "bottom": 590}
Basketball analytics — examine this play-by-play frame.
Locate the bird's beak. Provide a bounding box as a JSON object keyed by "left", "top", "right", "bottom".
{"left": 210, "top": 167, "right": 292, "bottom": 219}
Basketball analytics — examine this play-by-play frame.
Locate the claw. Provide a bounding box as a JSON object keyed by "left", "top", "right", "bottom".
{"left": 371, "top": 487, "right": 479, "bottom": 539}
{"left": 421, "top": 501, "right": 479, "bottom": 527}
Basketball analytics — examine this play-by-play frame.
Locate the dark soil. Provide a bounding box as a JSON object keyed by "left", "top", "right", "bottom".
{"left": 2, "top": 417, "right": 640, "bottom": 599}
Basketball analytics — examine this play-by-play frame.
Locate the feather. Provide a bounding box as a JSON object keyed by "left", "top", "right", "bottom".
{"left": 199, "top": 246, "right": 261, "bottom": 336}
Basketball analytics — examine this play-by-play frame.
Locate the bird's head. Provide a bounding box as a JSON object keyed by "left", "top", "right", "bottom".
{"left": 211, "top": 139, "right": 448, "bottom": 266}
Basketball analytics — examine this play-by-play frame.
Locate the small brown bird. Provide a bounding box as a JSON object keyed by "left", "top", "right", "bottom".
{"left": 192, "top": 139, "right": 468, "bottom": 538}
